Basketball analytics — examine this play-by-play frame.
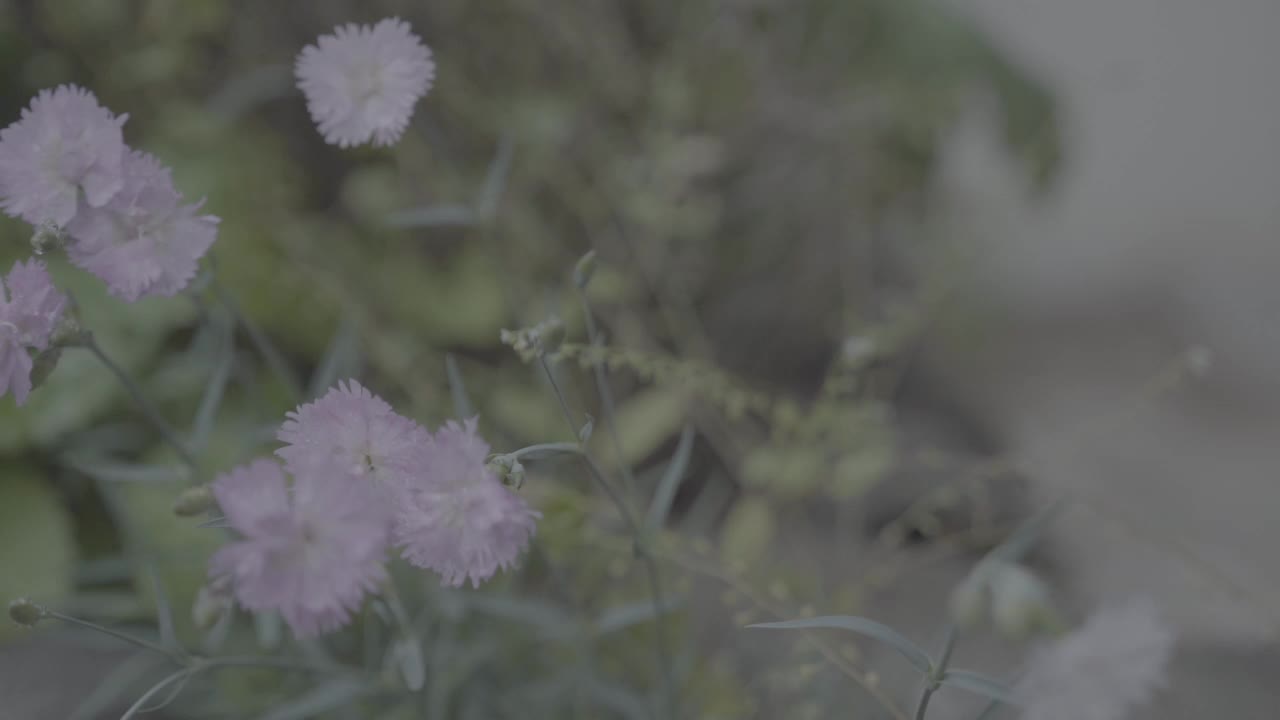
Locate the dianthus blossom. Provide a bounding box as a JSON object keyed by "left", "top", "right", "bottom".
{"left": 295, "top": 18, "right": 435, "bottom": 147}
{"left": 1014, "top": 598, "right": 1174, "bottom": 720}
{"left": 209, "top": 459, "right": 389, "bottom": 638}
{"left": 395, "top": 419, "right": 539, "bottom": 588}
{"left": 277, "top": 380, "right": 430, "bottom": 495}
{"left": 65, "top": 150, "right": 218, "bottom": 302}
{"left": 0, "top": 85, "right": 128, "bottom": 227}
{"left": 0, "top": 260, "right": 67, "bottom": 405}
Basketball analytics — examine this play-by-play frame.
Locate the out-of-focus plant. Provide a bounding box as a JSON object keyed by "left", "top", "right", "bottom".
{"left": 0, "top": 0, "right": 1090, "bottom": 717}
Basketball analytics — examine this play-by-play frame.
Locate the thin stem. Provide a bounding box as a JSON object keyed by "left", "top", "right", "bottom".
{"left": 210, "top": 275, "right": 304, "bottom": 401}
{"left": 576, "top": 290, "right": 636, "bottom": 497}
{"left": 508, "top": 442, "right": 584, "bottom": 461}
{"left": 537, "top": 354, "right": 677, "bottom": 718}
{"left": 84, "top": 338, "right": 197, "bottom": 471}
{"left": 913, "top": 625, "right": 958, "bottom": 720}
{"left": 43, "top": 609, "right": 188, "bottom": 666}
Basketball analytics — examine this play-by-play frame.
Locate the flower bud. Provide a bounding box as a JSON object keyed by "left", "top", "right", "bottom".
{"left": 28, "top": 347, "right": 62, "bottom": 390}
{"left": 8, "top": 597, "right": 44, "bottom": 627}
{"left": 173, "top": 484, "right": 215, "bottom": 517}
{"left": 989, "top": 562, "right": 1055, "bottom": 637}
{"left": 948, "top": 571, "right": 990, "bottom": 628}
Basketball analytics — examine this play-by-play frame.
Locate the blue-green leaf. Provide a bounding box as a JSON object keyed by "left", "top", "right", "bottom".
{"left": 256, "top": 678, "right": 376, "bottom": 720}
{"left": 445, "top": 353, "right": 475, "bottom": 419}
{"left": 941, "top": 669, "right": 1019, "bottom": 705}
{"left": 309, "top": 311, "right": 362, "bottom": 400}
{"left": 645, "top": 423, "right": 695, "bottom": 531}
{"left": 748, "top": 616, "right": 932, "bottom": 674}
{"left": 385, "top": 204, "right": 475, "bottom": 228}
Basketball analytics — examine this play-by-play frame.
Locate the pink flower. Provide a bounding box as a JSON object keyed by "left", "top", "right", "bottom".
{"left": 0, "top": 260, "right": 67, "bottom": 405}
{"left": 1015, "top": 598, "right": 1174, "bottom": 720}
{"left": 277, "top": 380, "right": 430, "bottom": 495}
{"left": 0, "top": 85, "right": 128, "bottom": 226}
{"left": 209, "top": 459, "right": 389, "bottom": 638}
{"left": 65, "top": 150, "right": 218, "bottom": 302}
{"left": 295, "top": 18, "right": 435, "bottom": 148}
{"left": 395, "top": 419, "right": 539, "bottom": 588}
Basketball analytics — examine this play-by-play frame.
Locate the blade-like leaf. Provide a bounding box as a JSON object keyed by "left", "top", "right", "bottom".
{"left": 645, "top": 423, "right": 695, "bottom": 531}
{"left": 63, "top": 456, "right": 187, "bottom": 484}
{"left": 256, "top": 678, "right": 375, "bottom": 720}
{"left": 385, "top": 204, "right": 476, "bottom": 228}
{"left": 445, "top": 353, "right": 475, "bottom": 419}
{"left": 147, "top": 566, "right": 178, "bottom": 653}
{"left": 475, "top": 134, "right": 514, "bottom": 221}
{"left": 197, "top": 516, "right": 230, "bottom": 529}
{"left": 595, "top": 598, "right": 682, "bottom": 635}
{"left": 941, "top": 669, "right": 1019, "bottom": 705}
{"left": 309, "top": 311, "right": 362, "bottom": 400}
{"left": 254, "top": 611, "right": 281, "bottom": 650}
{"left": 119, "top": 668, "right": 195, "bottom": 720}
{"left": 748, "top": 616, "right": 932, "bottom": 674}
{"left": 392, "top": 637, "right": 426, "bottom": 692}
{"left": 191, "top": 313, "right": 234, "bottom": 450}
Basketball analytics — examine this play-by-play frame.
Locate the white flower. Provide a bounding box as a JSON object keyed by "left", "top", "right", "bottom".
{"left": 1015, "top": 598, "right": 1174, "bottom": 720}
{"left": 295, "top": 18, "right": 435, "bottom": 148}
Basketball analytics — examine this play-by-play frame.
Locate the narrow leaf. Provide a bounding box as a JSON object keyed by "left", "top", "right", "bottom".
{"left": 595, "top": 598, "right": 681, "bottom": 635}
{"left": 148, "top": 566, "right": 178, "bottom": 653}
{"left": 191, "top": 313, "right": 234, "bottom": 450}
{"left": 940, "top": 669, "right": 1019, "bottom": 705}
{"left": 748, "top": 616, "right": 932, "bottom": 674}
{"left": 445, "top": 353, "right": 475, "bottom": 419}
{"left": 197, "top": 516, "right": 230, "bottom": 529}
{"left": 309, "top": 311, "right": 362, "bottom": 400}
{"left": 119, "top": 668, "right": 195, "bottom": 720}
{"left": 385, "top": 204, "right": 476, "bottom": 228}
{"left": 63, "top": 456, "right": 186, "bottom": 484}
{"left": 646, "top": 423, "right": 695, "bottom": 531}
{"left": 392, "top": 637, "right": 426, "bottom": 692}
{"left": 256, "top": 678, "right": 375, "bottom": 720}
{"left": 475, "top": 134, "right": 514, "bottom": 221}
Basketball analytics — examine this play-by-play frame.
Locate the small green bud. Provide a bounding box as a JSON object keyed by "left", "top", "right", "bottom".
{"left": 573, "top": 250, "right": 598, "bottom": 289}
{"left": 487, "top": 454, "right": 526, "bottom": 489}
{"left": 173, "top": 484, "right": 215, "bottom": 517}
{"left": 8, "top": 597, "right": 44, "bottom": 627}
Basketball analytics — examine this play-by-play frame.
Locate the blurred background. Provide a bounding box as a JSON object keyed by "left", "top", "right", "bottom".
{"left": 0, "top": 0, "right": 1277, "bottom": 718}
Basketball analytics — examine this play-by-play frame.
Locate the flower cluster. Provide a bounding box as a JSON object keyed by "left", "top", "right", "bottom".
{"left": 211, "top": 381, "right": 539, "bottom": 637}
{"left": 0, "top": 260, "right": 67, "bottom": 405}
{"left": 0, "top": 85, "right": 218, "bottom": 302}
{"left": 295, "top": 18, "right": 435, "bottom": 148}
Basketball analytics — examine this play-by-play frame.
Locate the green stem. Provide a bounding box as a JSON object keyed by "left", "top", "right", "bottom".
{"left": 537, "top": 355, "right": 678, "bottom": 719}
{"left": 85, "top": 337, "right": 197, "bottom": 471}
{"left": 913, "top": 625, "right": 958, "bottom": 720}
{"left": 43, "top": 609, "right": 188, "bottom": 666}
{"left": 576, "top": 290, "right": 636, "bottom": 497}
{"left": 210, "top": 275, "right": 304, "bottom": 401}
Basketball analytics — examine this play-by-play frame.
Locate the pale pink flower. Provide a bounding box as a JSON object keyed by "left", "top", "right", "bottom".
{"left": 0, "top": 260, "right": 67, "bottom": 405}
{"left": 277, "top": 379, "right": 429, "bottom": 495}
{"left": 1015, "top": 598, "right": 1174, "bottom": 720}
{"left": 295, "top": 18, "right": 435, "bottom": 147}
{"left": 65, "top": 150, "right": 218, "bottom": 302}
{"left": 0, "top": 85, "right": 128, "bottom": 226}
{"left": 395, "top": 419, "right": 539, "bottom": 587}
{"left": 209, "top": 459, "right": 389, "bottom": 638}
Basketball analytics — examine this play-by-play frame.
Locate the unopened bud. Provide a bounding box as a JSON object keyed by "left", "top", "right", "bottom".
{"left": 948, "top": 571, "right": 990, "bottom": 628}
{"left": 500, "top": 317, "right": 565, "bottom": 362}
{"left": 487, "top": 454, "right": 526, "bottom": 489}
{"left": 30, "top": 222, "right": 67, "bottom": 256}
{"left": 989, "top": 562, "right": 1055, "bottom": 637}
{"left": 8, "top": 597, "right": 44, "bottom": 627}
{"left": 573, "top": 250, "right": 597, "bottom": 289}
{"left": 173, "top": 484, "right": 215, "bottom": 517}
{"left": 28, "top": 347, "right": 62, "bottom": 390}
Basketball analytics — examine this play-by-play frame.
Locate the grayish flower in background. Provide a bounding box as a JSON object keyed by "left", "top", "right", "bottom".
{"left": 1015, "top": 598, "right": 1174, "bottom": 720}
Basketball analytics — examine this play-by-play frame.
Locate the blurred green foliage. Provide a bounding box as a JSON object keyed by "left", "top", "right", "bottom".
{"left": 0, "top": 0, "right": 1057, "bottom": 716}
